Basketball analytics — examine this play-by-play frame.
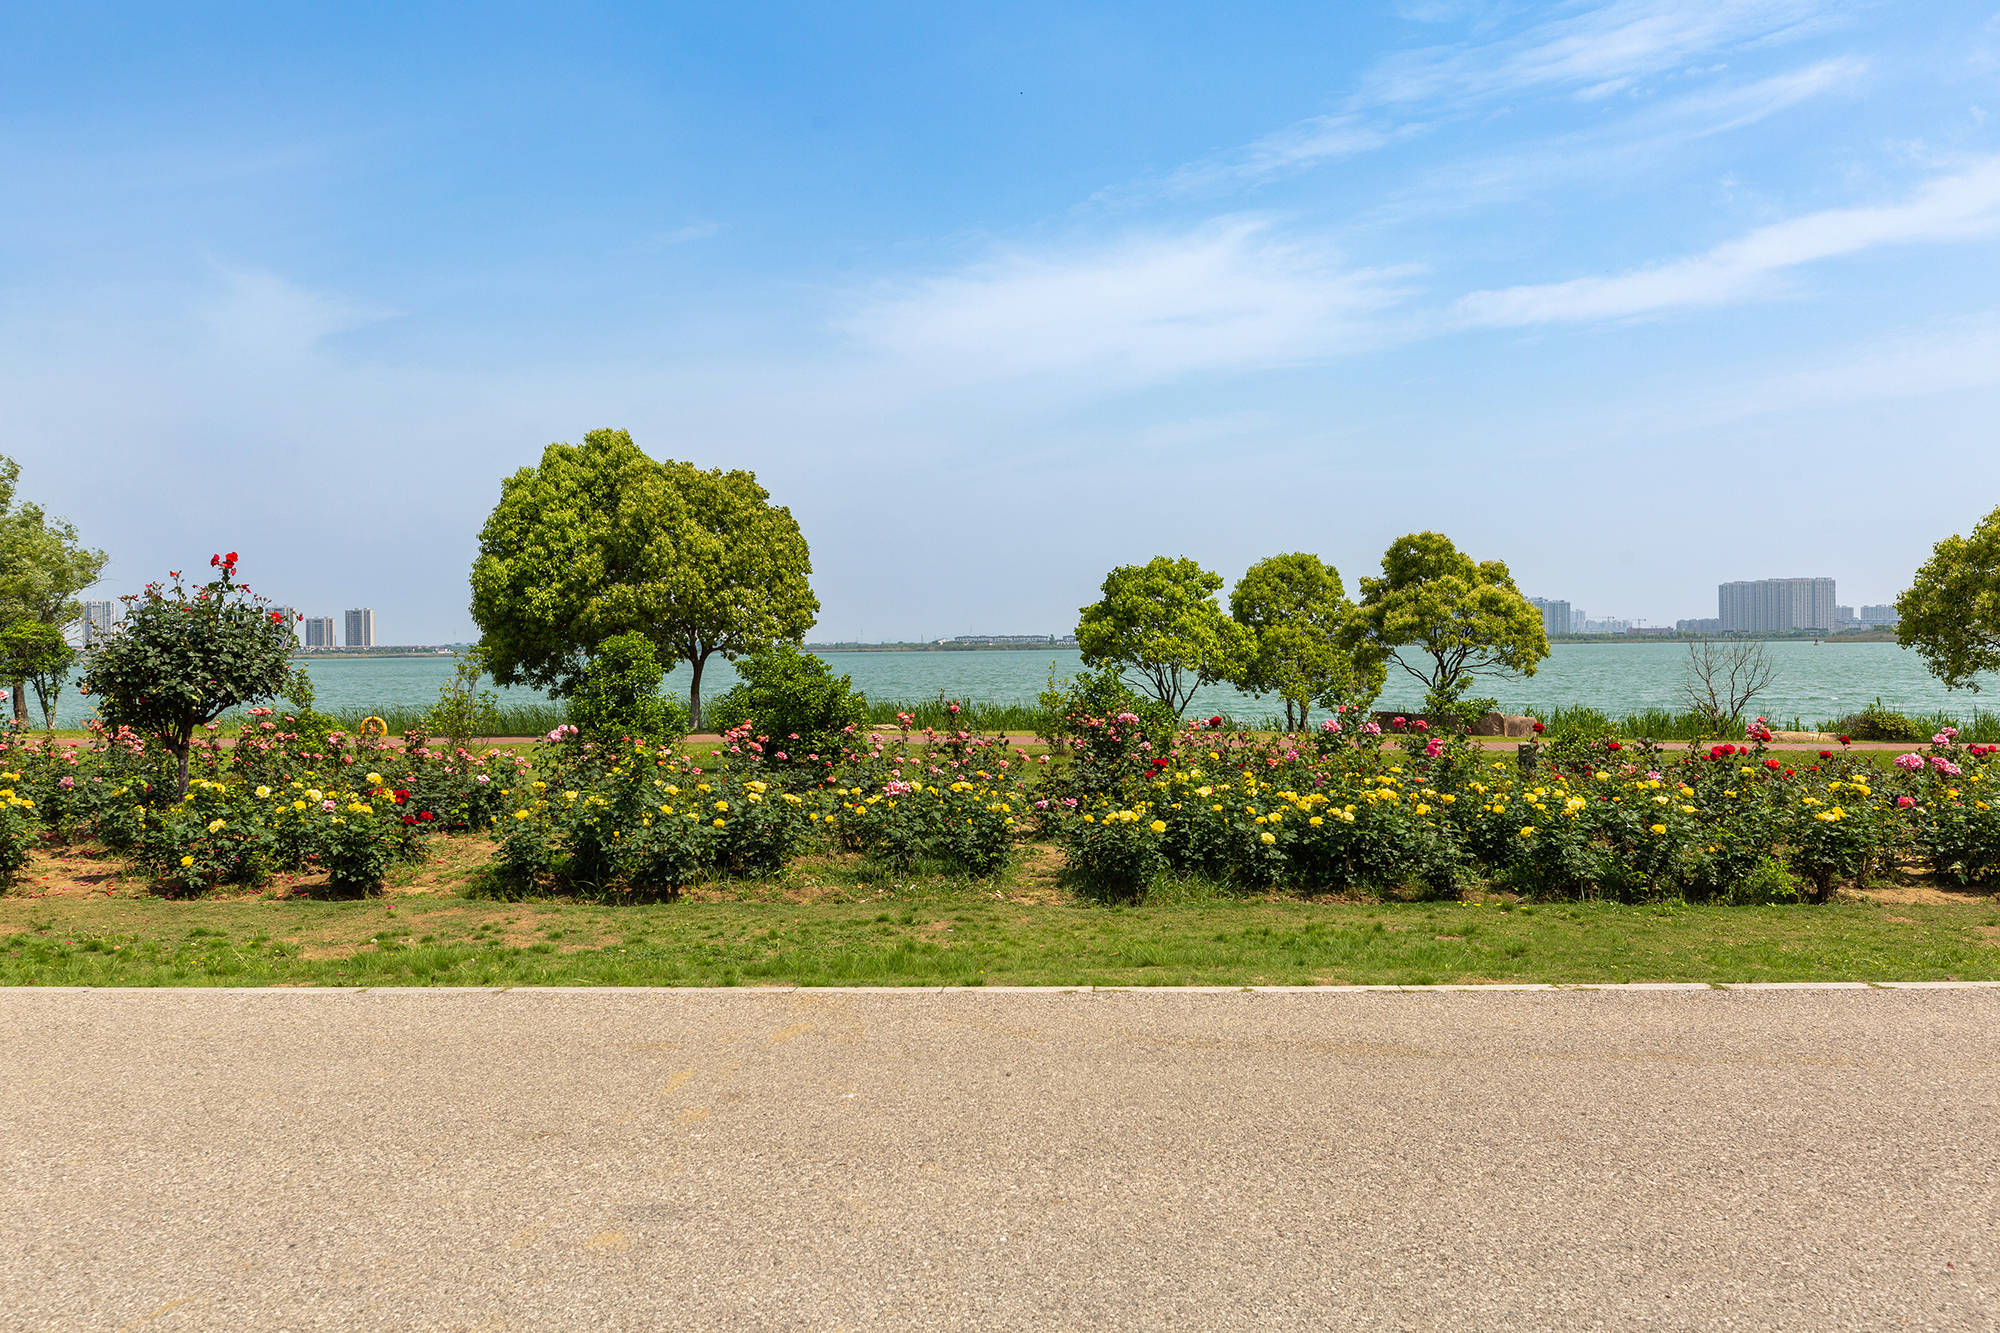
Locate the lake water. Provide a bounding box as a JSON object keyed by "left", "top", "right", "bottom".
{"left": 40, "top": 641, "right": 1987, "bottom": 729}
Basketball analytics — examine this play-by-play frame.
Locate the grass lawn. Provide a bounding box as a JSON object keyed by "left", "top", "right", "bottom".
{"left": 4, "top": 841, "right": 1997, "bottom": 988}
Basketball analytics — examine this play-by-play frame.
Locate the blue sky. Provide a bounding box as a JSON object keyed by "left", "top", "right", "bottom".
{"left": 4, "top": 1, "right": 1999, "bottom": 641}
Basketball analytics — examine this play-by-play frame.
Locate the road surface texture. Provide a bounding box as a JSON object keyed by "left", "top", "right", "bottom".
{"left": 4, "top": 985, "right": 1996, "bottom": 1331}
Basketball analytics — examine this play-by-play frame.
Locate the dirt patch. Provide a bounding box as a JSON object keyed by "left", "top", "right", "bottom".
{"left": 12, "top": 844, "right": 139, "bottom": 898}
{"left": 388, "top": 835, "right": 498, "bottom": 897}
{"left": 1856, "top": 883, "right": 1997, "bottom": 907}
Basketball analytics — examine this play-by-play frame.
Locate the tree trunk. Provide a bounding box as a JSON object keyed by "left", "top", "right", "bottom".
{"left": 10, "top": 679, "right": 24, "bottom": 724}
{"left": 688, "top": 653, "right": 706, "bottom": 732}
{"left": 176, "top": 745, "right": 191, "bottom": 799}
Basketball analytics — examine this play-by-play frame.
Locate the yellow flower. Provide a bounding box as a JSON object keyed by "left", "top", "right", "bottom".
{"left": 180, "top": 855, "right": 194, "bottom": 867}
{"left": 1519, "top": 826, "right": 1537, "bottom": 837}
{"left": 1308, "top": 815, "right": 1323, "bottom": 827}
{"left": 513, "top": 809, "right": 530, "bottom": 820}
{"left": 254, "top": 785, "right": 271, "bottom": 799}
{"left": 1259, "top": 831, "right": 1276, "bottom": 845}
{"left": 207, "top": 819, "right": 225, "bottom": 833}
{"left": 365, "top": 772, "right": 383, "bottom": 787}
{"left": 712, "top": 817, "right": 726, "bottom": 827}
{"left": 714, "top": 800, "right": 730, "bottom": 812}
{"left": 1439, "top": 793, "right": 1455, "bottom": 804}
{"left": 1649, "top": 823, "right": 1667, "bottom": 835}
{"left": 1148, "top": 819, "right": 1167, "bottom": 834}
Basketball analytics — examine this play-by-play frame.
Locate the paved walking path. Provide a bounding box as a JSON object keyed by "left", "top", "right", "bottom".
{"left": 4, "top": 986, "right": 1997, "bottom": 1330}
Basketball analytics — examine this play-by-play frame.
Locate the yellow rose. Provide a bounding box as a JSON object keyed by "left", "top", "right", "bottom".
{"left": 365, "top": 772, "right": 383, "bottom": 787}
{"left": 1148, "top": 819, "right": 1167, "bottom": 834}
{"left": 180, "top": 855, "right": 194, "bottom": 867}
{"left": 1259, "top": 831, "right": 1276, "bottom": 845}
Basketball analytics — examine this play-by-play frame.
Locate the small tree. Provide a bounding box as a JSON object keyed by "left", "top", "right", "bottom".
{"left": 0, "top": 621, "right": 75, "bottom": 730}
{"left": 1076, "top": 556, "right": 1250, "bottom": 717}
{"left": 1349, "top": 532, "right": 1549, "bottom": 727}
{"left": 0, "top": 455, "right": 108, "bottom": 722}
{"left": 78, "top": 554, "right": 295, "bottom": 796}
{"left": 1228, "top": 553, "right": 1385, "bottom": 730}
{"left": 1681, "top": 638, "right": 1778, "bottom": 732}
{"left": 1897, "top": 505, "right": 2000, "bottom": 690}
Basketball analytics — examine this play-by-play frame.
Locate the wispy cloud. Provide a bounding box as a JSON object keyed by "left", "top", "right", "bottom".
{"left": 1099, "top": 116, "right": 1412, "bottom": 204}
{"left": 840, "top": 218, "right": 1411, "bottom": 389}
{"left": 1454, "top": 155, "right": 2000, "bottom": 327}
{"left": 1364, "top": 0, "right": 1840, "bottom": 108}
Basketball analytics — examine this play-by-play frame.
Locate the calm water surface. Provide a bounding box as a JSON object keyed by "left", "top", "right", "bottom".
{"left": 47, "top": 642, "right": 1998, "bottom": 728}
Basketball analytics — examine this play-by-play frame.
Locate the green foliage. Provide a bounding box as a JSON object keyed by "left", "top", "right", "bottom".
{"left": 0, "top": 621, "right": 74, "bottom": 729}
{"left": 1035, "top": 667, "right": 1177, "bottom": 799}
{"left": 1075, "top": 556, "right": 1250, "bottom": 715}
{"left": 1897, "top": 505, "right": 2000, "bottom": 690}
{"left": 1828, "top": 699, "right": 1927, "bottom": 742}
{"left": 568, "top": 632, "right": 687, "bottom": 742}
{"left": 0, "top": 455, "right": 107, "bottom": 723}
{"left": 1351, "top": 532, "right": 1549, "bottom": 719}
{"left": 470, "top": 428, "right": 819, "bottom": 726}
{"left": 421, "top": 653, "right": 503, "bottom": 752}
{"left": 78, "top": 557, "right": 296, "bottom": 795}
{"left": 1059, "top": 808, "right": 1166, "bottom": 900}
{"left": 707, "top": 643, "right": 867, "bottom": 767}
{"left": 1228, "top": 552, "right": 1385, "bottom": 730}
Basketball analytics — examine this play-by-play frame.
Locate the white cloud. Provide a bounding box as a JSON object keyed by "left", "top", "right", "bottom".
{"left": 838, "top": 218, "right": 1411, "bottom": 389}
{"left": 1454, "top": 155, "right": 2000, "bottom": 327}
{"left": 1110, "top": 115, "right": 1407, "bottom": 202}
{"left": 1364, "top": 0, "right": 1838, "bottom": 107}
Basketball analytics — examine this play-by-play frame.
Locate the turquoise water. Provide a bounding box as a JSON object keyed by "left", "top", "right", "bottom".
{"left": 43, "top": 642, "right": 1998, "bottom": 728}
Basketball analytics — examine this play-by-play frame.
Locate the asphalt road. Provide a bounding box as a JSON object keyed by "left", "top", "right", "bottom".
{"left": 4, "top": 986, "right": 1997, "bottom": 1331}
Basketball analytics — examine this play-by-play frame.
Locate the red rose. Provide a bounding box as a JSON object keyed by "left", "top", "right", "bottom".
{"left": 418, "top": 810, "right": 435, "bottom": 822}
{"left": 224, "top": 551, "right": 237, "bottom": 564}
{"left": 1819, "top": 750, "right": 1832, "bottom": 759}
{"left": 209, "top": 554, "right": 220, "bottom": 566}
{"left": 402, "top": 815, "right": 416, "bottom": 826}
{"left": 1763, "top": 758, "right": 1781, "bottom": 770}
{"left": 1839, "top": 735, "right": 1852, "bottom": 746}
{"left": 1531, "top": 721, "right": 1544, "bottom": 734}
{"left": 1607, "top": 741, "right": 1622, "bottom": 752}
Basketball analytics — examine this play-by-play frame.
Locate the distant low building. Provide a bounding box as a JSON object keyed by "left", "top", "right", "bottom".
{"left": 1860, "top": 604, "right": 1898, "bottom": 627}
{"left": 1677, "top": 618, "right": 1723, "bottom": 634}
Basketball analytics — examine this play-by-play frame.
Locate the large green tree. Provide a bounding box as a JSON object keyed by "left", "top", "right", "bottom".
{"left": 470, "top": 429, "right": 819, "bottom": 728}
{"left": 1076, "top": 556, "right": 1249, "bottom": 716}
{"left": 1228, "top": 553, "right": 1385, "bottom": 730}
{"left": 0, "top": 621, "right": 74, "bottom": 730}
{"left": 1349, "top": 532, "right": 1548, "bottom": 720}
{"left": 0, "top": 456, "right": 107, "bottom": 722}
{"left": 1897, "top": 505, "right": 2000, "bottom": 690}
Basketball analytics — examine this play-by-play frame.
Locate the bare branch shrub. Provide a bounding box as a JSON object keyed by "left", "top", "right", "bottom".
{"left": 1682, "top": 639, "right": 1779, "bottom": 733}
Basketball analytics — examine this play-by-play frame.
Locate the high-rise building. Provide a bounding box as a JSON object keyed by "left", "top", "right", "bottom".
{"left": 304, "top": 616, "right": 337, "bottom": 648}
{"left": 1528, "top": 597, "right": 1571, "bottom": 637}
{"left": 344, "top": 608, "right": 375, "bottom": 648}
{"left": 82, "top": 599, "right": 117, "bottom": 645}
{"left": 1860, "top": 604, "right": 1899, "bottom": 626}
{"left": 1717, "top": 578, "right": 1837, "bottom": 633}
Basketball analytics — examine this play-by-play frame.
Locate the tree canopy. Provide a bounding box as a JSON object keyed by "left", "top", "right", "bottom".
{"left": 1228, "top": 552, "right": 1385, "bottom": 730}
{"left": 1897, "top": 505, "right": 2000, "bottom": 691}
{"left": 0, "top": 621, "right": 74, "bottom": 730}
{"left": 470, "top": 429, "right": 818, "bottom": 727}
{"left": 0, "top": 455, "right": 107, "bottom": 721}
{"left": 1076, "top": 556, "right": 1249, "bottom": 716}
{"left": 1349, "top": 532, "right": 1548, "bottom": 717}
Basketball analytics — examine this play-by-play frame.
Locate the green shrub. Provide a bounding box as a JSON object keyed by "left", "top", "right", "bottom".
{"left": 569, "top": 632, "right": 688, "bottom": 743}
{"left": 1059, "top": 807, "right": 1166, "bottom": 900}
{"left": 706, "top": 643, "right": 867, "bottom": 768}
{"left": 1829, "top": 699, "right": 1926, "bottom": 742}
